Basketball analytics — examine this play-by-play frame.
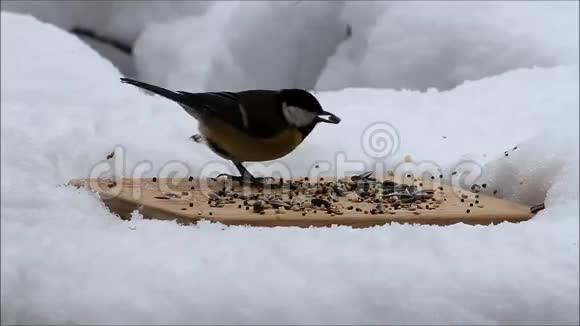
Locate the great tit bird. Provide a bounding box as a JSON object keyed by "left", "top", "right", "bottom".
{"left": 120, "top": 78, "right": 341, "bottom": 185}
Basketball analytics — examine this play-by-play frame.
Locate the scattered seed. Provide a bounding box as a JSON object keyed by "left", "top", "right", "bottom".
{"left": 189, "top": 203, "right": 194, "bottom": 207}
{"left": 188, "top": 176, "right": 194, "bottom": 181}
{"left": 451, "top": 171, "right": 457, "bottom": 175}
{"left": 481, "top": 183, "right": 487, "bottom": 188}
{"left": 253, "top": 200, "right": 266, "bottom": 213}
{"left": 461, "top": 199, "right": 465, "bottom": 203}
{"left": 181, "top": 208, "right": 186, "bottom": 211}
{"left": 238, "top": 204, "right": 242, "bottom": 208}
{"left": 469, "top": 203, "right": 474, "bottom": 207}
{"left": 209, "top": 212, "right": 213, "bottom": 216}
{"left": 475, "top": 200, "right": 479, "bottom": 204}
{"left": 311, "top": 198, "right": 331, "bottom": 208}
{"left": 106, "top": 151, "right": 114, "bottom": 160}
{"left": 152, "top": 177, "right": 157, "bottom": 182}
{"left": 466, "top": 209, "right": 470, "bottom": 213}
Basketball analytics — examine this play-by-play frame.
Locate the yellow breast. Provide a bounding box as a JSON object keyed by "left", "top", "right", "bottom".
{"left": 200, "top": 119, "right": 304, "bottom": 162}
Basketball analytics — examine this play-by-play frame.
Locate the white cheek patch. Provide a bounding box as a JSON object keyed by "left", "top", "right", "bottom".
{"left": 282, "top": 103, "right": 317, "bottom": 127}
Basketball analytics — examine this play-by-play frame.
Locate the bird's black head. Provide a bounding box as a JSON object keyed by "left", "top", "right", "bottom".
{"left": 278, "top": 89, "right": 341, "bottom": 129}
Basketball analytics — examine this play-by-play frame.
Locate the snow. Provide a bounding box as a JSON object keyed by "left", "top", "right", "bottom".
{"left": 5, "top": 1, "right": 576, "bottom": 92}
{"left": 1, "top": 11, "right": 579, "bottom": 326}
{"left": 317, "top": 1, "right": 580, "bottom": 91}
{"left": 133, "top": 1, "right": 346, "bottom": 91}
{"left": 132, "top": 1, "right": 579, "bottom": 92}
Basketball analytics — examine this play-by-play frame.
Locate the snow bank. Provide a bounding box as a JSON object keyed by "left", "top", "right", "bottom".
{"left": 4, "top": 1, "right": 578, "bottom": 92}
{"left": 0, "top": 0, "right": 212, "bottom": 44}
{"left": 133, "top": 1, "right": 346, "bottom": 91}
{"left": 1, "top": 12, "right": 579, "bottom": 325}
{"left": 134, "top": 1, "right": 578, "bottom": 92}
{"left": 317, "top": 1, "right": 580, "bottom": 91}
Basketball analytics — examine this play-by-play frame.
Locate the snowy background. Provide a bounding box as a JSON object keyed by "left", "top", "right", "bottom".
{"left": 1, "top": 1, "right": 579, "bottom": 325}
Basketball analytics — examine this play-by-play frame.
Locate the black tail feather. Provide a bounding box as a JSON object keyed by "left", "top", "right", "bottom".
{"left": 120, "top": 77, "right": 185, "bottom": 104}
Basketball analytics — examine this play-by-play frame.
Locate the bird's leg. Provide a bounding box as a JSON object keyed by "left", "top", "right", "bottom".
{"left": 214, "top": 161, "right": 275, "bottom": 187}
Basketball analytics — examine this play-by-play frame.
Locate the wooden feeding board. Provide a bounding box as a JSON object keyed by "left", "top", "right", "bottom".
{"left": 68, "top": 176, "right": 537, "bottom": 228}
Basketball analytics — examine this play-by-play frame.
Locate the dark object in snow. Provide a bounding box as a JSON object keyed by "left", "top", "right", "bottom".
{"left": 190, "top": 134, "right": 203, "bottom": 143}
{"left": 188, "top": 176, "right": 194, "bottom": 181}
{"left": 530, "top": 203, "right": 545, "bottom": 214}
{"left": 71, "top": 27, "right": 132, "bottom": 55}
{"left": 152, "top": 177, "right": 157, "bottom": 182}
{"left": 106, "top": 151, "right": 114, "bottom": 160}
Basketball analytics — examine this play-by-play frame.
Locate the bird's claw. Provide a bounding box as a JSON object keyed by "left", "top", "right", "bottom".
{"left": 351, "top": 171, "right": 375, "bottom": 182}
{"left": 212, "top": 173, "right": 277, "bottom": 188}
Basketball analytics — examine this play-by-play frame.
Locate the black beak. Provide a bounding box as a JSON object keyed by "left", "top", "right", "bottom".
{"left": 317, "top": 110, "right": 341, "bottom": 124}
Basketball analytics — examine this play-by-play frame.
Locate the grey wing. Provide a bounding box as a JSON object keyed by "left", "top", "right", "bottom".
{"left": 177, "top": 91, "right": 248, "bottom": 131}
{"left": 178, "top": 90, "right": 286, "bottom": 138}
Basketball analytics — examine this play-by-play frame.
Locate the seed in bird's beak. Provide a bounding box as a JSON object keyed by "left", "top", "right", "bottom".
{"left": 317, "top": 110, "right": 341, "bottom": 124}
